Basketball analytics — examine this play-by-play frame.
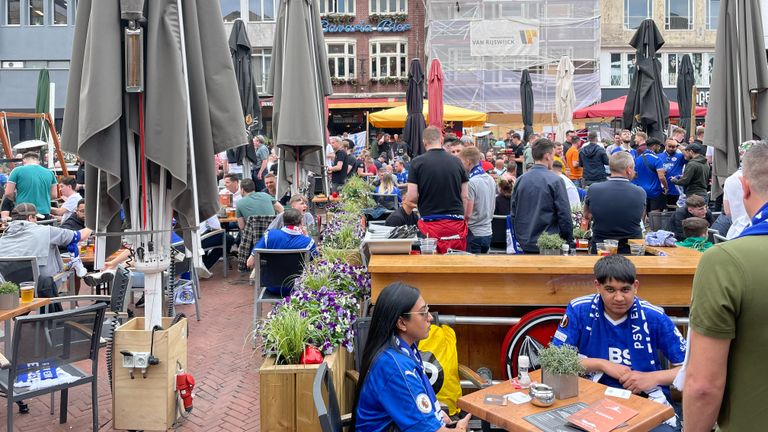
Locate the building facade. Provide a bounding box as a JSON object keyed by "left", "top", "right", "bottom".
{"left": 0, "top": 0, "right": 75, "bottom": 143}
{"left": 600, "top": 0, "right": 718, "bottom": 106}
{"left": 221, "top": 0, "right": 425, "bottom": 135}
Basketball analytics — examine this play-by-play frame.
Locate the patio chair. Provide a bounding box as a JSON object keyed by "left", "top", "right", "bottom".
{"left": 252, "top": 248, "right": 310, "bottom": 324}
{"left": 0, "top": 256, "right": 69, "bottom": 312}
{"left": 0, "top": 303, "right": 107, "bottom": 431}
{"left": 167, "top": 242, "right": 201, "bottom": 321}
{"left": 313, "top": 361, "right": 351, "bottom": 432}
{"left": 201, "top": 227, "right": 229, "bottom": 278}
{"left": 237, "top": 215, "right": 275, "bottom": 272}
{"left": 371, "top": 193, "right": 399, "bottom": 212}
{"left": 713, "top": 233, "right": 728, "bottom": 244}
{"left": 647, "top": 211, "right": 674, "bottom": 232}
{"left": 489, "top": 215, "right": 508, "bottom": 254}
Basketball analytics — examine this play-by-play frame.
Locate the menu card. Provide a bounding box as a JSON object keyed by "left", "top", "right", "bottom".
{"left": 566, "top": 398, "right": 638, "bottom": 432}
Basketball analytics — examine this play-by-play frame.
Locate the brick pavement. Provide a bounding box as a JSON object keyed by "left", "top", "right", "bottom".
{"left": 1, "top": 266, "right": 265, "bottom": 431}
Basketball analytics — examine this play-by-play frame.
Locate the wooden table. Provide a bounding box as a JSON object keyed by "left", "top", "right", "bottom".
{"left": 0, "top": 298, "right": 51, "bottom": 353}
{"left": 458, "top": 370, "right": 673, "bottom": 432}
{"left": 218, "top": 215, "right": 237, "bottom": 225}
{"left": 628, "top": 239, "right": 702, "bottom": 257}
{"left": 369, "top": 254, "right": 699, "bottom": 307}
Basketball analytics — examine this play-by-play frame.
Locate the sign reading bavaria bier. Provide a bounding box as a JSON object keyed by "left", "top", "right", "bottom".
{"left": 322, "top": 19, "right": 412, "bottom": 33}
{"left": 469, "top": 20, "right": 540, "bottom": 57}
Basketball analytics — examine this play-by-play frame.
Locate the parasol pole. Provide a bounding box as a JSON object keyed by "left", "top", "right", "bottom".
{"left": 691, "top": 84, "right": 697, "bottom": 138}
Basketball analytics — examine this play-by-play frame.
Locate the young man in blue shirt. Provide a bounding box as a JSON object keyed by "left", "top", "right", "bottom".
{"left": 661, "top": 139, "right": 687, "bottom": 208}
{"left": 632, "top": 137, "right": 668, "bottom": 212}
{"left": 553, "top": 255, "right": 685, "bottom": 429}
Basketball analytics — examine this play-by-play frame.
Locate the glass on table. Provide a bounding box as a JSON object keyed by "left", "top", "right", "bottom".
{"left": 630, "top": 243, "right": 646, "bottom": 256}
{"left": 604, "top": 239, "right": 619, "bottom": 255}
{"left": 19, "top": 282, "right": 35, "bottom": 303}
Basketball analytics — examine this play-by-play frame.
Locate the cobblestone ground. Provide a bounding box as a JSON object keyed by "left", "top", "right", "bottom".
{"left": 1, "top": 265, "right": 265, "bottom": 431}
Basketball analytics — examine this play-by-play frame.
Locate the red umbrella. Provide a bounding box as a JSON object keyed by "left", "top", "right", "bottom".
{"left": 573, "top": 95, "right": 707, "bottom": 119}
{"left": 427, "top": 59, "right": 444, "bottom": 130}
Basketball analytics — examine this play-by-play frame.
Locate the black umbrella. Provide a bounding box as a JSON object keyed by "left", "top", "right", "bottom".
{"left": 676, "top": 54, "right": 694, "bottom": 142}
{"left": 520, "top": 70, "right": 534, "bottom": 143}
{"left": 622, "top": 19, "right": 669, "bottom": 142}
{"left": 403, "top": 58, "right": 426, "bottom": 157}
{"left": 227, "top": 19, "right": 260, "bottom": 169}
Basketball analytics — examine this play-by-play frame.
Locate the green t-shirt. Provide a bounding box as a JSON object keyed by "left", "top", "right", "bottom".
{"left": 8, "top": 164, "right": 57, "bottom": 214}
{"left": 675, "top": 236, "right": 713, "bottom": 252}
{"left": 235, "top": 192, "right": 276, "bottom": 218}
{"left": 689, "top": 236, "right": 768, "bottom": 431}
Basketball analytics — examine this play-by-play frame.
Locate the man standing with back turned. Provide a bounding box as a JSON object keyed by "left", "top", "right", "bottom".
{"left": 683, "top": 142, "right": 768, "bottom": 432}
{"left": 405, "top": 126, "right": 469, "bottom": 253}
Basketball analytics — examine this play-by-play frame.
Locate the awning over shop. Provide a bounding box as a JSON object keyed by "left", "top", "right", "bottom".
{"left": 368, "top": 102, "right": 488, "bottom": 128}
{"left": 327, "top": 97, "right": 406, "bottom": 109}
{"left": 574, "top": 95, "right": 707, "bottom": 119}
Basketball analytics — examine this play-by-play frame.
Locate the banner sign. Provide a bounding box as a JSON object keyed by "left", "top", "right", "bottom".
{"left": 322, "top": 20, "right": 412, "bottom": 33}
{"left": 469, "top": 20, "right": 540, "bottom": 57}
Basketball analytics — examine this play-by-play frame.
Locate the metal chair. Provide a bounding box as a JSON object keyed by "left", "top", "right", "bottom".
{"left": 313, "top": 361, "right": 351, "bottom": 432}
{"left": 371, "top": 193, "right": 399, "bottom": 212}
{"left": 0, "top": 303, "right": 107, "bottom": 431}
{"left": 713, "top": 233, "right": 728, "bottom": 244}
{"left": 200, "top": 228, "right": 229, "bottom": 278}
{"left": 168, "top": 243, "right": 202, "bottom": 321}
{"left": 647, "top": 211, "right": 674, "bottom": 232}
{"left": 252, "top": 248, "right": 311, "bottom": 325}
{"left": 0, "top": 256, "right": 39, "bottom": 291}
{"left": 489, "top": 215, "right": 508, "bottom": 254}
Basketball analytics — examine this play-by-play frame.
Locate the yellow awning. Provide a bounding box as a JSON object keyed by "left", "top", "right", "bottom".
{"left": 368, "top": 102, "right": 488, "bottom": 128}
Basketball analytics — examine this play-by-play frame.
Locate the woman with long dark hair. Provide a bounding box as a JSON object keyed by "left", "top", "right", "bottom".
{"left": 353, "top": 282, "right": 471, "bottom": 432}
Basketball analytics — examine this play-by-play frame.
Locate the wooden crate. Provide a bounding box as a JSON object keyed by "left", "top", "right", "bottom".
{"left": 259, "top": 348, "right": 351, "bottom": 432}
{"left": 113, "top": 317, "right": 188, "bottom": 431}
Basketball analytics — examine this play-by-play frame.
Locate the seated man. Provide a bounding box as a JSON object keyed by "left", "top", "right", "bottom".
{"left": 60, "top": 199, "right": 86, "bottom": 231}
{"left": 675, "top": 217, "right": 713, "bottom": 252}
{"left": 246, "top": 209, "right": 317, "bottom": 294}
{"left": 267, "top": 194, "right": 316, "bottom": 231}
{"left": 553, "top": 255, "right": 685, "bottom": 430}
{"left": 0, "top": 203, "right": 92, "bottom": 299}
{"left": 236, "top": 178, "right": 283, "bottom": 230}
{"left": 671, "top": 195, "right": 714, "bottom": 241}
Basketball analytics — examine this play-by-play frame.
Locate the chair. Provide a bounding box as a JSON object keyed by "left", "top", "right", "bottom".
{"left": 647, "top": 211, "right": 674, "bottom": 232}
{"left": 489, "top": 215, "right": 508, "bottom": 254}
{"left": 371, "top": 193, "right": 399, "bottom": 212}
{"left": 201, "top": 228, "right": 229, "bottom": 277}
{"left": 237, "top": 215, "right": 275, "bottom": 272}
{"left": 313, "top": 361, "right": 351, "bottom": 432}
{"left": 707, "top": 228, "right": 719, "bottom": 244}
{"left": 0, "top": 256, "right": 40, "bottom": 289}
{"left": 168, "top": 243, "right": 202, "bottom": 322}
{"left": 0, "top": 303, "right": 107, "bottom": 431}
{"left": 713, "top": 233, "right": 728, "bottom": 244}
{"left": 252, "top": 248, "right": 310, "bottom": 325}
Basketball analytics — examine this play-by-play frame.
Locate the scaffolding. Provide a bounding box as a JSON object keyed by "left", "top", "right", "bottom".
{"left": 426, "top": 0, "right": 601, "bottom": 114}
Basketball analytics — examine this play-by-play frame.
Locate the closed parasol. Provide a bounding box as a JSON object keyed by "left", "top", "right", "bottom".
{"left": 427, "top": 58, "right": 444, "bottom": 130}
{"left": 555, "top": 56, "right": 575, "bottom": 143}
{"left": 403, "top": 58, "right": 426, "bottom": 157}
{"left": 520, "top": 70, "right": 534, "bottom": 143}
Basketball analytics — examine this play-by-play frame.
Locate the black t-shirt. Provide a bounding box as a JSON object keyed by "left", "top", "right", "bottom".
{"left": 345, "top": 153, "right": 358, "bottom": 177}
{"left": 407, "top": 148, "right": 468, "bottom": 217}
{"left": 332, "top": 149, "right": 348, "bottom": 184}
{"left": 584, "top": 178, "right": 646, "bottom": 242}
{"left": 512, "top": 144, "right": 525, "bottom": 177}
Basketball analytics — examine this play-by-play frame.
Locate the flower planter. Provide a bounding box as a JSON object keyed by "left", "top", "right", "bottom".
{"left": 0, "top": 292, "right": 19, "bottom": 310}
{"left": 539, "top": 248, "right": 561, "bottom": 256}
{"left": 259, "top": 349, "right": 351, "bottom": 432}
{"left": 541, "top": 370, "right": 579, "bottom": 399}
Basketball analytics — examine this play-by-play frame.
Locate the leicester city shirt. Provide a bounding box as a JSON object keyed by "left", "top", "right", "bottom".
{"left": 661, "top": 151, "right": 686, "bottom": 195}
{"left": 552, "top": 294, "right": 686, "bottom": 390}
{"left": 632, "top": 151, "right": 666, "bottom": 198}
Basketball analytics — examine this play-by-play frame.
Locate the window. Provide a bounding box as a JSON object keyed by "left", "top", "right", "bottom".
{"left": 482, "top": 1, "right": 538, "bottom": 19}
{"left": 249, "top": 0, "right": 275, "bottom": 21}
{"left": 321, "top": 0, "right": 355, "bottom": 14}
{"left": 610, "top": 53, "right": 622, "bottom": 86}
{"left": 327, "top": 41, "right": 356, "bottom": 79}
{"left": 706, "top": 0, "right": 720, "bottom": 30}
{"left": 51, "top": 0, "right": 67, "bottom": 25}
{"left": 29, "top": 0, "right": 44, "bottom": 25}
{"left": 624, "top": 0, "right": 651, "bottom": 29}
{"left": 370, "top": 40, "right": 407, "bottom": 79}
{"left": 220, "top": 0, "right": 240, "bottom": 22}
{"left": 369, "top": 0, "right": 406, "bottom": 14}
{"left": 6, "top": 0, "right": 20, "bottom": 24}
{"left": 663, "top": 53, "right": 712, "bottom": 87}
{"left": 251, "top": 48, "right": 272, "bottom": 94}
{"left": 666, "top": 0, "right": 693, "bottom": 30}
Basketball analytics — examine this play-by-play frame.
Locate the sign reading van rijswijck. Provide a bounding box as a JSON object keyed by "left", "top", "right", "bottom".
{"left": 469, "top": 19, "right": 540, "bottom": 57}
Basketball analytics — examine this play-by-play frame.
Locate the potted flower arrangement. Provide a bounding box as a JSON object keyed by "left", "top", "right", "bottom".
{"left": 536, "top": 233, "right": 566, "bottom": 255}
{"left": 297, "top": 259, "right": 371, "bottom": 301}
{"left": 0, "top": 281, "right": 19, "bottom": 310}
{"left": 573, "top": 227, "right": 590, "bottom": 250}
{"left": 538, "top": 343, "right": 585, "bottom": 399}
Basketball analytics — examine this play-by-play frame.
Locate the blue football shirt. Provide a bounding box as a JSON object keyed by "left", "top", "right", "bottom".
{"left": 632, "top": 151, "right": 666, "bottom": 198}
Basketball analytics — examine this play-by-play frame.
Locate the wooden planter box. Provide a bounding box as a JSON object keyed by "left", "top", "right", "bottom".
{"left": 259, "top": 348, "right": 351, "bottom": 432}
{"left": 113, "top": 317, "right": 188, "bottom": 431}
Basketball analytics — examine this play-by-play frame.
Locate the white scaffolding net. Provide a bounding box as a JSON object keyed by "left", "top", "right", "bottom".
{"left": 426, "top": 0, "right": 602, "bottom": 114}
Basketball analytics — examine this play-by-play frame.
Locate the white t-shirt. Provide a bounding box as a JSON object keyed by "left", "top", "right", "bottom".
{"left": 559, "top": 173, "right": 581, "bottom": 208}
{"left": 229, "top": 163, "right": 243, "bottom": 175}
{"left": 724, "top": 170, "right": 749, "bottom": 239}
{"left": 60, "top": 192, "right": 83, "bottom": 222}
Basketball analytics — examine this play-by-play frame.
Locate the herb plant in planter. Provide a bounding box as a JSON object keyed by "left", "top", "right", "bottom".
{"left": 538, "top": 343, "right": 585, "bottom": 399}
{"left": 536, "top": 233, "right": 566, "bottom": 255}
{"left": 257, "top": 305, "right": 315, "bottom": 364}
{"left": 0, "top": 281, "right": 20, "bottom": 310}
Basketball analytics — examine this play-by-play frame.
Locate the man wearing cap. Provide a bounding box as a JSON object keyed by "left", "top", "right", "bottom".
{"left": 671, "top": 143, "right": 710, "bottom": 202}
{"left": 0, "top": 203, "right": 92, "bottom": 298}
{"left": 4, "top": 152, "right": 57, "bottom": 218}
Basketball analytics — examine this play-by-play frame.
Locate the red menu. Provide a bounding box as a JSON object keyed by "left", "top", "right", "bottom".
{"left": 566, "top": 398, "right": 638, "bottom": 432}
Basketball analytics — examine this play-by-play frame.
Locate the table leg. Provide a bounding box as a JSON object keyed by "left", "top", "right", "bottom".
{"left": 3, "top": 320, "right": 10, "bottom": 354}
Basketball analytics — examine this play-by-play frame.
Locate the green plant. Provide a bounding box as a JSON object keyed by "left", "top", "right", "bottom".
{"left": 536, "top": 233, "right": 566, "bottom": 251}
{"left": 538, "top": 344, "right": 585, "bottom": 376}
{"left": 257, "top": 305, "right": 316, "bottom": 364}
{"left": 572, "top": 227, "right": 588, "bottom": 239}
{"left": 0, "top": 281, "right": 19, "bottom": 295}
{"left": 340, "top": 176, "right": 375, "bottom": 209}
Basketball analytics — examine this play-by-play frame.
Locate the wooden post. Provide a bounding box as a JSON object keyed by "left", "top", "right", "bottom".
{"left": 0, "top": 112, "right": 68, "bottom": 175}
{"left": 45, "top": 113, "right": 68, "bottom": 176}
{"left": 0, "top": 113, "right": 14, "bottom": 161}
